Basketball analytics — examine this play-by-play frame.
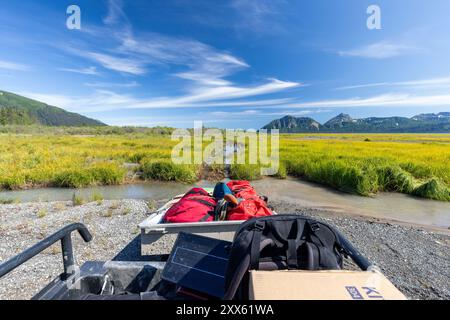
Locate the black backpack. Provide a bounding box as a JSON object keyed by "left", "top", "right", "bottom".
{"left": 223, "top": 214, "right": 345, "bottom": 300}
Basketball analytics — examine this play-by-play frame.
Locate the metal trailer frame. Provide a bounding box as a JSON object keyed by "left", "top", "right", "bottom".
{"left": 0, "top": 192, "right": 374, "bottom": 300}
{"left": 139, "top": 192, "right": 249, "bottom": 255}
{"left": 0, "top": 222, "right": 373, "bottom": 300}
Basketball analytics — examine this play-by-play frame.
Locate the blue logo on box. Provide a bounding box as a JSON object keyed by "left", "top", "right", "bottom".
{"left": 345, "top": 286, "right": 364, "bottom": 300}
{"left": 362, "top": 287, "right": 383, "bottom": 299}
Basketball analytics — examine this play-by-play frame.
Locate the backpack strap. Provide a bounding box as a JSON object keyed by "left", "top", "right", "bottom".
{"left": 304, "top": 242, "right": 315, "bottom": 270}
{"left": 249, "top": 221, "right": 265, "bottom": 270}
{"left": 199, "top": 210, "right": 215, "bottom": 222}
{"left": 224, "top": 220, "right": 266, "bottom": 300}
{"left": 190, "top": 198, "right": 215, "bottom": 207}
{"left": 287, "top": 239, "right": 299, "bottom": 269}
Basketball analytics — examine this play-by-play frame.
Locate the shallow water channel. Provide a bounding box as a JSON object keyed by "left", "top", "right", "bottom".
{"left": 1, "top": 177, "right": 449, "bottom": 229}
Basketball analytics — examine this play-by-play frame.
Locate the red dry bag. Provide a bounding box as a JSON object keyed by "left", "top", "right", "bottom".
{"left": 163, "top": 188, "right": 217, "bottom": 223}
{"left": 226, "top": 180, "right": 273, "bottom": 221}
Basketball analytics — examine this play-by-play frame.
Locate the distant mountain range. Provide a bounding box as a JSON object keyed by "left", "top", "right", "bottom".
{"left": 0, "top": 90, "right": 105, "bottom": 126}
{"left": 262, "top": 112, "right": 450, "bottom": 133}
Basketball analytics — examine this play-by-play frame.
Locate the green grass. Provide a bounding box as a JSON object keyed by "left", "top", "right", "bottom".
{"left": 54, "top": 170, "right": 95, "bottom": 188}
{"left": 72, "top": 193, "right": 85, "bottom": 206}
{"left": 0, "top": 132, "right": 175, "bottom": 190}
{"left": 376, "top": 166, "right": 414, "bottom": 193}
{"left": 140, "top": 161, "right": 198, "bottom": 183}
{"left": 53, "top": 164, "right": 125, "bottom": 188}
{"left": 229, "top": 164, "right": 262, "bottom": 181}
{"left": 91, "top": 192, "right": 104, "bottom": 203}
{"left": 286, "top": 159, "right": 378, "bottom": 196}
{"left": 0, "top": 131, "right": 449, "bottom": 201}
{"left": 280, "top": 134, "right": 450, "bottom": 200}
{"left": 101, "top": 209, "right": 114, "bottom": 218}
{"left": 273, "top": 163, "right": 287, "bottom": 179}
{"left": 412, "top": 179, "right": 450, "bottom": 201}
{"left": 0, "top": 199, "right": 15, "bottom": 204}
{"left": 36, "top": 208, "right": 47, "bottom": 219}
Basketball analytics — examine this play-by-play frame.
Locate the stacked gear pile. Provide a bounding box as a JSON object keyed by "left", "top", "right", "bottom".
{"left": 163, "top": 180, "right": 273, "bottom": 223}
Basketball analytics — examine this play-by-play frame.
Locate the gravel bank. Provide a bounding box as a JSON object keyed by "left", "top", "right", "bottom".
{"left": 0, "top": 199, "right": 449, "bottom": 300}
{"left": 0, "top": 199, "right": 157, "bottom": 300}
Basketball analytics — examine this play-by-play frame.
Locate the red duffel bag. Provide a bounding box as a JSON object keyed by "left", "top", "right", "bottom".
{"left": 225, "top": 198, "right": 273, "bottom": 221}
{"left": 163, "top": 188, "right": 217, "bottom": 223}
{"left": 226, "top": 180, "right": 273, "bottom": 221}
{"left": 226, "top": 180, "right": 258, "bottom": 199}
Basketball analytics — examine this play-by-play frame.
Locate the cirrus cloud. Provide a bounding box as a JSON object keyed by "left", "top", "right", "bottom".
{"left": 339, "top": 41, "right": 416, "bottom": 59}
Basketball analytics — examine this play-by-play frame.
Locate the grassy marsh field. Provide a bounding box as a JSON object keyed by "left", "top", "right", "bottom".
{"left": 279, "top": 134, "right": 450, "bottom": 201}
{"left": 0, "top": 129, "right": 449, "bottom": 201}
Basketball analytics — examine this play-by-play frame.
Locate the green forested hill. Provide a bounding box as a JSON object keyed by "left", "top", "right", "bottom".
{"left": 0, "top": 90, "right": 106, "bottom": 126}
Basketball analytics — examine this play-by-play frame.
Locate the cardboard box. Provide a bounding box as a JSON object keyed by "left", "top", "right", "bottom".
{"left": 249, "top": 270, "right": 407, "bottom": 300}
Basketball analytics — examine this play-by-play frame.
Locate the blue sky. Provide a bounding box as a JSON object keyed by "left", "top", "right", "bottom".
{"left": 1, "top": 0, "right": 450, "bottom": 128}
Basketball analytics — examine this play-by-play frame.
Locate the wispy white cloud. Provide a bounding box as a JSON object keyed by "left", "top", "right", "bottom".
{"left": 0, "top": 60, "right": 29, "bottom": 71}
{"left": 195, "top": 98, "right": 294, "bottom": 108}
{"left": 230, "top": 0, "right": 285, "bottom": 34}
{"left": 19, "top": 92, "right": 76, "bottom": 108}
{"left": 84, "top": 51, "right": 147, "bottom": 75}
{"left": 99, "top": 116, "right": 247, "bottom": 127}
{"left": 129, "top": 78, "right": 301, "bottom": 109}
{"left": 208, "top": 109, "right": 261, "bottom": 117}
{"left": 84, "top": 81, "right": 140, "bottom": 88}
{"left": 175, "top": 72, "right": 232, "bottom": 87}
{"left": 103, "top": 0, "right": 129, "bottom": 26}
{"left": 206, "top": 109, "right": 329, "bottom": 118}
{"left": 117, "top": 32, "right": 250, "bottom": 84}
{"left": 19, "top": 78, "right": 301, "bottom": 112}
{"left": 70, "top": 0, "right": 253, "bottom": 84}
{"left": 398, "top": 77, "right": 450, "bottom": 87}
{"left": 284, "top": 93, "right": 450, "bottom": 109}
{"left": 19, "top": 90, "right": 139, "bottom": 112}
{"left": 67, "top": 24, "right": 251, "bottom": 81}
{"left": 59, "top": 66, "right": 99, "bottom": 75}
{"left": 21, "top": 87, "right": 450, "bottom": 122}
{"left": 335, "top": 77, "right": 450, "bottom": 90}
{"left": 339, "top": 41, "right": 415, "bottom": 59}
{"left": 335, "top": 82, "right": 390, "bottom": 91}
{"left": 18, "top": 0, "right": 301, "bottom": 115}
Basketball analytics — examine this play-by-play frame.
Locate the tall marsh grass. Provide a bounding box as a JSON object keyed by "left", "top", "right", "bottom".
{"left": 280, "top": 134, "right": 450, "bottom": 200}
{"left": 140, "top": 161, "right": 198, "bottom": 183}
{"left": 412, "top": 179, "right": 450, "bottom": 201}
{"left": 229, "top": 164, "right": 262, "bottom": 181}
{"left": 0, "top": 132, "right": 449, "bottom": 201}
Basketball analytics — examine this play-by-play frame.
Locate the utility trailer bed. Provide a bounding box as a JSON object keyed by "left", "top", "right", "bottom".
{"left": 0, "top": 222, "right": 374, "bottom": 300}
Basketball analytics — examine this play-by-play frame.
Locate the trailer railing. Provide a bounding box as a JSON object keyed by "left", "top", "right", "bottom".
{"left": 0, "top": 223, "right": 92, "bottom": 280}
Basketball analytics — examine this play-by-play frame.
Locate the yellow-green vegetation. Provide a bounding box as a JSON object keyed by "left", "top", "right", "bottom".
{"left": 140, "top": 161, "right": 198, "bottom": 183}
{"left": 0, "top": 131, "right": 449, "bottom": 201}
{"left": 229, "top": 164, "right": 262, "bottom": 180}
{"left": 91, "top": 192, "right": 104, "bottom": 203}
{"left": 72, "top": 193, "right": 85, "bottom": 206}
{"left": 101, "top": 209, "right": 114, "bottom": 218}
{"left": 146, "top": 199, "right": 157, "bottom": 211}
{"left": 280, "top": 134, "right": 450, "bottom": 201}
{"left": 0, "top": 132, "right": 176, "bottom": 189}
{"left": 109, "top": 201, "right": 120, "bottom": 210}
{"left": 36, "top": 208, "right": 47, "bottom": 219}
{"left": 0, "top": 198, "right": 15, "bottom": 204}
